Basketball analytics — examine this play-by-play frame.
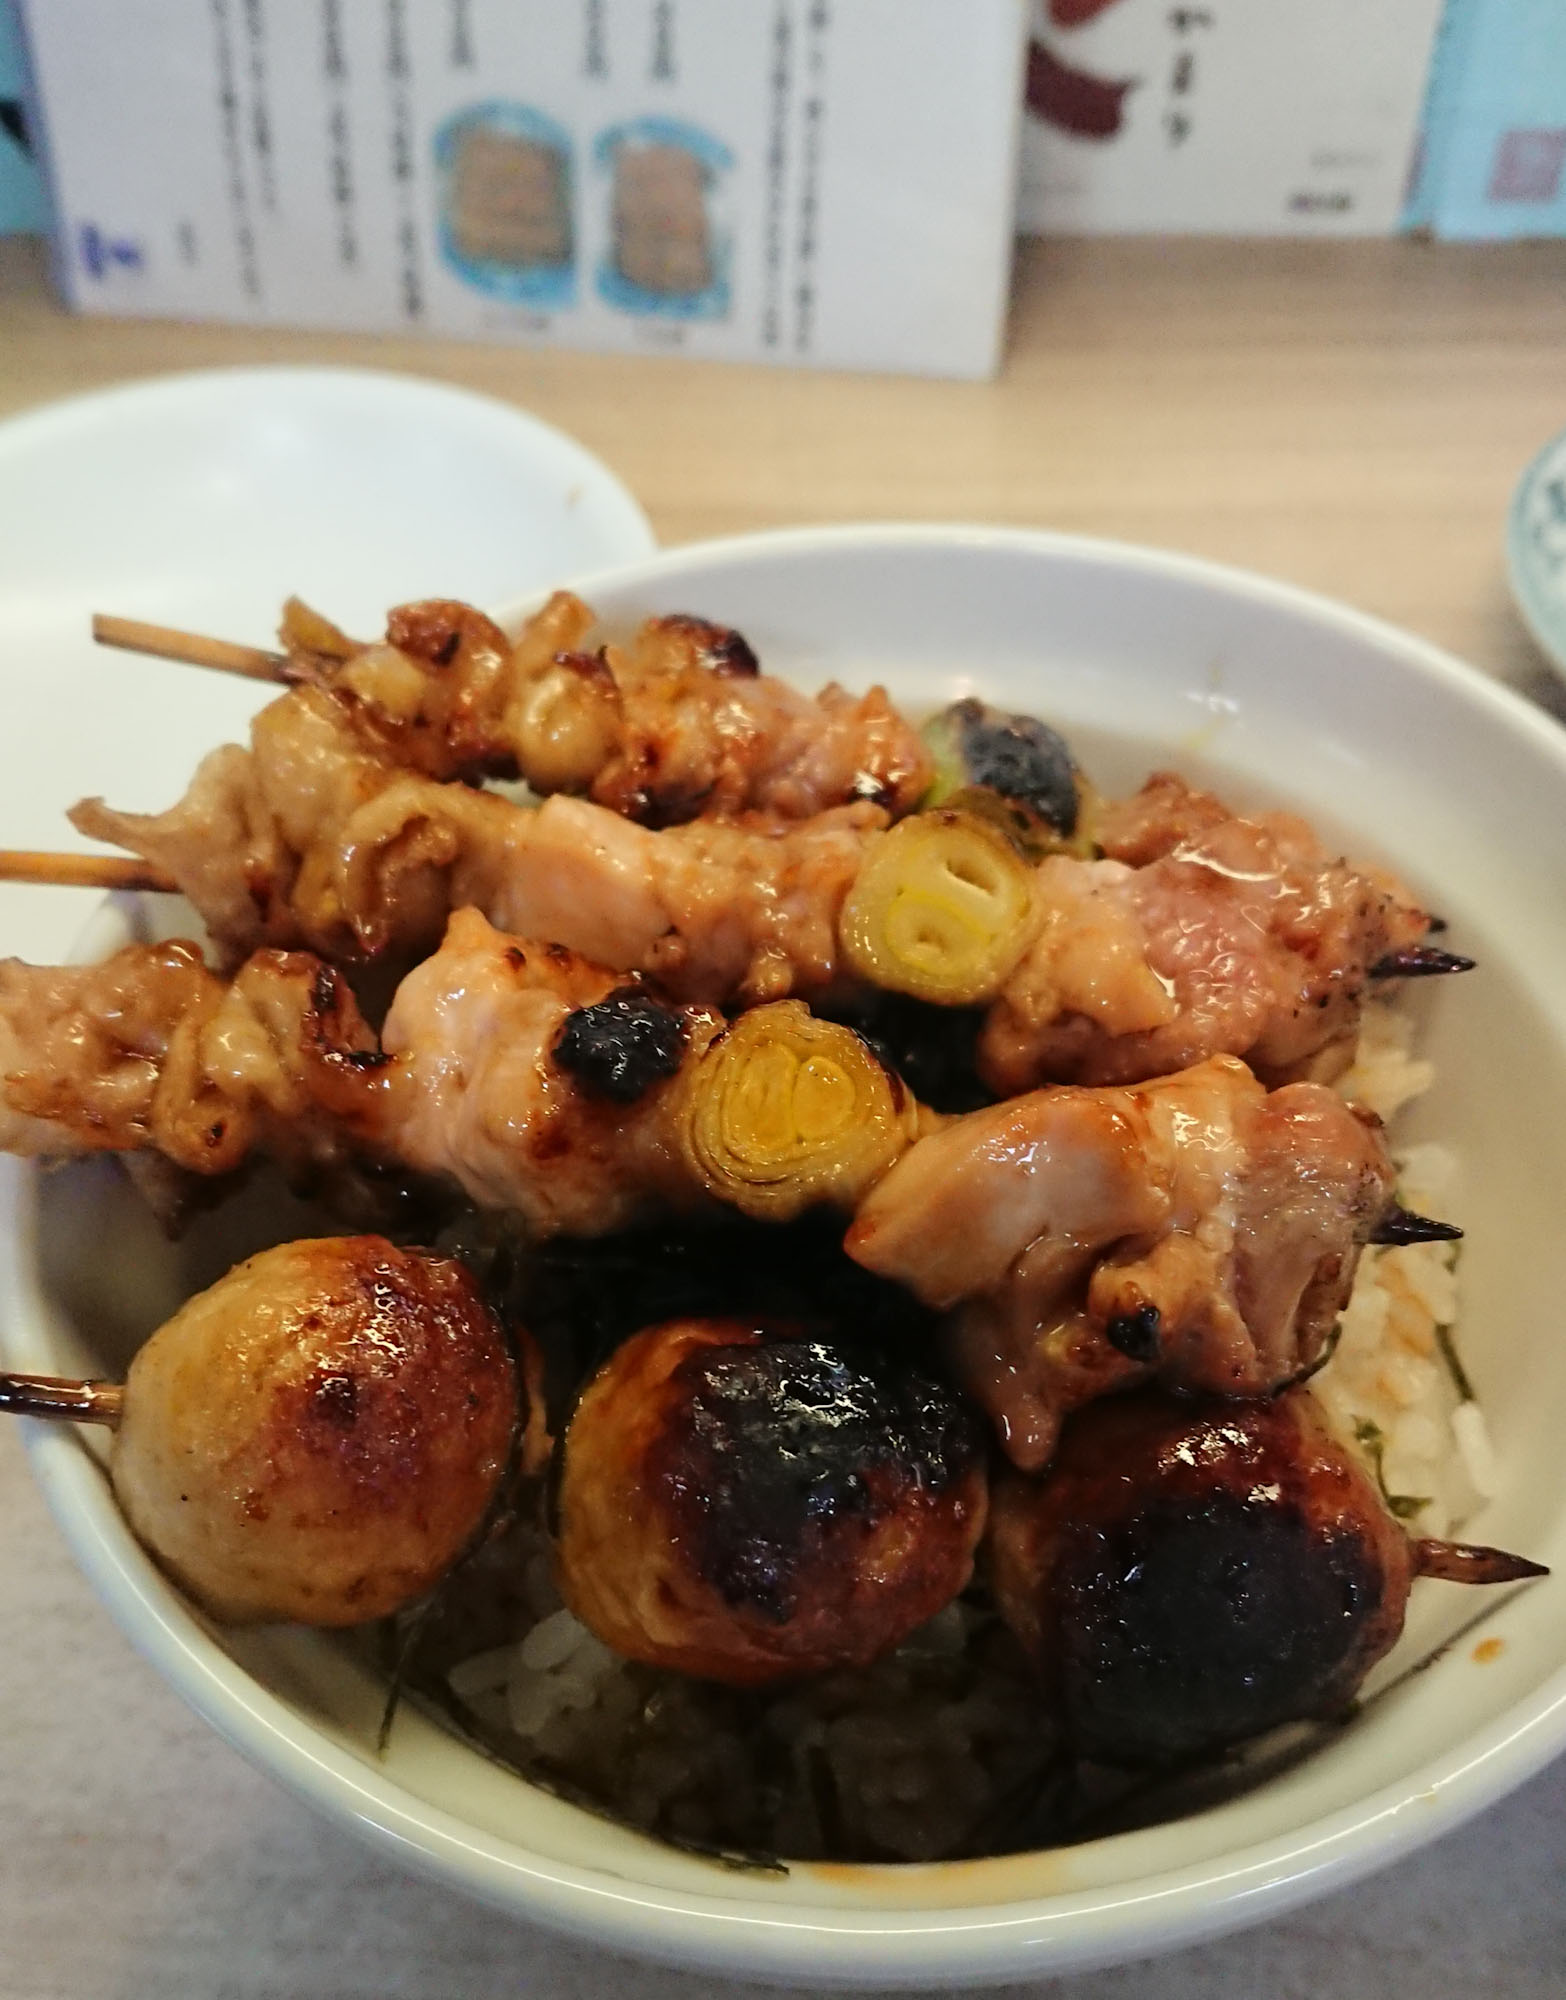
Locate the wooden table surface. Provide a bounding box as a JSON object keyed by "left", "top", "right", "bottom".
{"left": 3, "top": 232, "right": 1564, "bottom": 693}
{"left": 2, "top": 231, "right": 1566, "bottom": 2000}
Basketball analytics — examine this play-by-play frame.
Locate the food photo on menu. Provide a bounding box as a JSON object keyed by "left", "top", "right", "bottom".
{"left": 1, "top": 1, "right": 1565, "bottom": 1995}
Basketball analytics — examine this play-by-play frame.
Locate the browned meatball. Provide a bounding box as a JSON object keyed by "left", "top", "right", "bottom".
{"left": 555, "top": 1318, "right": 988, "bottom": 1685}
{"left": 989, "top": 1390, "right": 1415, "bottom": 1764}
{"left": 112, "top": 1236, "right": 518, "bottom": 1625}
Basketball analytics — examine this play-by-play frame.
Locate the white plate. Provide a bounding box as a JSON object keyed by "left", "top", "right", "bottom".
{"left": 4, "top": 525, "right": 1566, "bottom": 1989}
{"left": 0, "top": 364, "right": 654, "bottom": 964}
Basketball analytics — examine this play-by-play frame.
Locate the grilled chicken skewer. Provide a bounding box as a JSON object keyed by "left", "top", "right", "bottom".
{"left": 0, "top": 909, "right": 917, "bottom": 1237}
{"left": 35, "top": 773, "right": 1457, "bottom": 1101}
{"left": 91, "top": 592, "right": 934, "bottom": 827}
{"left": 990, "top": 1389, "right": 1547, "bottom": 1765}
{"left": 70, "top": 730, "right": 883, "bottom": 1002}
{"left": 847, "top": 1053, "right": 1434, "bottom": 1469}
{"left": 0, "top": 1237, "right": 522, "bottom": 1626}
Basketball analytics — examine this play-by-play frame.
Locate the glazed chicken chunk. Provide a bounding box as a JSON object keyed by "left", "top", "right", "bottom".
{"left": 978, "top": 776, "right": 1434, "bottom": 1093}
{"left": 555, "top": 1318, "right": 988, "bottom": 1685}
{"left": 481, "top": 792, "right": 880, "bottom": 1005}
{"left": 0, "top": 914, "right": 715, "bottom": 1235}
{"left": 847, "top": 1054, "right": 1398, "bottom": 1469}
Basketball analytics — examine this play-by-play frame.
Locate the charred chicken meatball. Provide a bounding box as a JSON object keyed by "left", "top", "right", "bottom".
{"left": 988, "top": 1390, "right": 1416, "bottom": 1764}
{"left": 555, "top": 1318, "right": 988, "bottom": 1684}
{"left": 112, "top": 1236, "right": 518, "bottom": 1626}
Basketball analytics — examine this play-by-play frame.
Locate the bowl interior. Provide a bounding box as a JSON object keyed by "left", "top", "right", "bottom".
{"left": 6, "top": 526, "right": 1566, "bottom": 1985}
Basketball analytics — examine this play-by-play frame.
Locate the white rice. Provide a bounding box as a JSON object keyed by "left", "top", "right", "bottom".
{"left": 426, "top": 1524, "right": 1052, "bottom": 1862}
{"left": 1313, "top": 996, "right": 1490, "bottom": 1539}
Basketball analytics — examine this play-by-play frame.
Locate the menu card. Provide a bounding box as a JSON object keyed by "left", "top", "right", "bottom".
{"left": 1017, "top": 0, "right": 1442, "bottom": 236}
{"left": 22, "top": 0, "right": 1028, "bottom": 379}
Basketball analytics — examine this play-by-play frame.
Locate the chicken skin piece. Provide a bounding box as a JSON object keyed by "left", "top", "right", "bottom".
{"left": 0, "top": 912, "right": 720, "bottom": 1233}
{"left": 330, "top": 594, "right": 932, "bottom": 823}
{"left": 112, "top": 1237, "right": 518, "bottom": 1625}
{"left": 481, "top": 793, "right": 881, "bottom": 1006}
{"left": 507, "top": 603, "right": 932, "bottom": 825}
{"left": 70, "top": 677, "right": 457, "bottom": 966}
{"left": 988, "top": 1389, "right": 1543, "bottom": 1765}
{"left": 74, "top": 713, "right": 884, "bottom": 1000}
{"left": 70, "top": 592, "right": 928, "bottom": 965}
{"left": 555, "top": 1319, "right": 988, "bottom": 1685}
{"left": 373, "top": 910, "right": 722, "bottom": 1232}
{"left": 847, "top": 1055, "right": 1396, "bottom": 1469}
{"left": 979, "top": 776, "right": 1433, "bottom": 1094}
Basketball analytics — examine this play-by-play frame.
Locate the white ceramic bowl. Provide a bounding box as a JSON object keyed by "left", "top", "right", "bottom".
{"left": 4, "top": 525, "right": 1566, "bottom": 1988}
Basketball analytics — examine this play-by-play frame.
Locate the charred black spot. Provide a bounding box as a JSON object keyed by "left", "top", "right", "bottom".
{"left": 1057, "top": 1494, "right": 1383, "bottom": 1764}
{"left": 710, "top": 629, "right": 760, "bottom": 678}
{"left": 952, "top": 698, "right": 1080, "bottom": 837}
{"left": 553, "top": 647, "right": 618, "bottom": 693}
{"left": 661, "top": 613, "right": 760, "bottom": 679}
{"left": 668, "top": 1337, "right": 982, "bottom": 1622}
{"left": 344, "top": 1047, "right": 391, "bottom": 1071}
{"left": 1105, "top": 1304, "right": 1162, "bottom": 1364}
{"left": 552, "top": 987, "right": 687, "bottom": 1103}
{"left": 387, "top": 603, "right": 474, "bottom": 665}
{"left": 311, "top": 1371, "right": 359, "bottom": 1428}
{"left": 639, "top": 784, "right": 721, "bottom": 831}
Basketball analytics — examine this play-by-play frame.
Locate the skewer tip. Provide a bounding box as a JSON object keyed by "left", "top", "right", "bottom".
{"left": 1370, "top": 1205, "right": 1463, "bottom": 1247}
{"left": 1415, "top": 1538, "right": 1550, "bottom": 1586}
{"left": 0, "top": 1373, "right": 123, "bottom": 1428}
{"left": 1369, "top": 946, "right": 1476, "bottom": 980}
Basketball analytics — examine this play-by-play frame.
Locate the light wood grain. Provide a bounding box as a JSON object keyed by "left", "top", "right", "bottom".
{"left": 0, "top": 849, "right": 175, "bottom": 892}
{"left": 91, "top": 613, "right": 289, "bottom": 683}
{"left": 3, "top": 233, "right": 1564, "bottom": 700}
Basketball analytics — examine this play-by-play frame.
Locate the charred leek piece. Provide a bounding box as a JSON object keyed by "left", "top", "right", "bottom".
{"left": 923, "top": 698, "right": 1089, "bottom": 851}
{"left": 839, "top": 809, "right": 1033, "bottom": 1006}
{"left": 682, "top": 1001, "right": 916, "bottom": 1221}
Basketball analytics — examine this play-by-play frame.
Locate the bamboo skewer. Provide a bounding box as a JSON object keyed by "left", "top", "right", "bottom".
{"left": 1369, "top": 945, "right": 1476, "bottom": 979}
{"left": 0, "top": 850, "right": 177, "bottom": 893}
{"left": 0, "top": 1372, "right": 124, "bottom": 1427}
{"left": 92, "top": 613, "right": 293, "bottom": 685}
